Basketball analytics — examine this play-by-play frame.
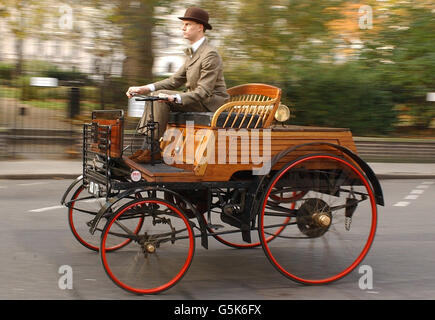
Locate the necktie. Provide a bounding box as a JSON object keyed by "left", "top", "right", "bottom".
{"left": 184, "top": 47, "right": 193, "bottom": 58}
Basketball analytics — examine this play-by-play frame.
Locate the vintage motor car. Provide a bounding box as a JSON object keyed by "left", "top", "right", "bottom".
{"left": 61, "top": 83, "right": 384, "bottom": 295}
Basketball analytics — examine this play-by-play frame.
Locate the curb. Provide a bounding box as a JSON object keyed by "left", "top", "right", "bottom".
{"left": 0, "top": 174, "right": 81, "bottom": 180}
{"left": 376, "top": 174, "right": 435, "bottom": 180}
{"left": 1, "top": 173, "right": 434, "bottom": 180}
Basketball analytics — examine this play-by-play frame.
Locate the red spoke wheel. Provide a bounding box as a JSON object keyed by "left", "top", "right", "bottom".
{"left": 259, "top": 154, "right": 377, "bottom": 284}
{"left": 68, "top": 185, "right": 143, "bottom": 252}
{"left": 100, "top": 198, "right": 195, "bottom": 295}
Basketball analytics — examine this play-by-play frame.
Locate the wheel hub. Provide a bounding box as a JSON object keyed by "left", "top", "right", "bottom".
{"left": 313, "top": 212, "right": 331, "bottom": 228}
{"left": 139, "top": 232, "right": 157, "bottom": 254}
{"left": 144, "top": 243, "right": 156, "bottom": 253}
{"left": 296, "top": 198, "right": 332, "bottom": 238}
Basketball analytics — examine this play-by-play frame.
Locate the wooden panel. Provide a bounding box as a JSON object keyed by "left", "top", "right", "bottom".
{"left": 122, "top": 156, "right": 201, "bottom": 183}
{"left": 154, "top": 124, "right": 358, "bottom": 182}
{"left": 91, "top": 118, "right": 123, "bottom": 158}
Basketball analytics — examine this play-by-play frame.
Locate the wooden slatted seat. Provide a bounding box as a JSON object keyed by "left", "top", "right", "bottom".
{"left": 167, "top": 83, "right": 282, "bottom": 129}
{"left": 211, "top": 83, "right": 282, "bottom": 129}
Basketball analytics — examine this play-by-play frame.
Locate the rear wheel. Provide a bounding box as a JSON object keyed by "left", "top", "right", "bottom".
{"left": 258, "top": 154, "right": 377, "bottom": 284}
{"left": 100, "top": 198, "right": 195, "bottom": 294}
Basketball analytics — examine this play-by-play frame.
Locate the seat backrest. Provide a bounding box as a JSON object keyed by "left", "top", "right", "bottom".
{"left": 210, "top": 83, "right": 282, "bottom": 129}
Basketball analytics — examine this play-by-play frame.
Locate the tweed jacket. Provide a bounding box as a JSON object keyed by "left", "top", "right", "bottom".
{"left": 152, "top": 38, "right": 230, "bottom": 112}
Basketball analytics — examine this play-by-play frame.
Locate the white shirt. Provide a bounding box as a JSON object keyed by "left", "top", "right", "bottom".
{"left": 146, "top": 37, "right": 206, "bottom": 104}
{"left": 191, "top": 36, "right": 206, "bottom": 53}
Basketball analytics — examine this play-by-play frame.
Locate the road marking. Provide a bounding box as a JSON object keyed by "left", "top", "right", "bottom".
{"left": 410, "top": 189, "right": 425, "bottom": 194}
{"left": 394, "top": 181, "right": 433, "bottom": 207}
{"left": 29, "top": 205, "right": 65, "bottom": 213}
{"left": 29, "top": 198, "right": 103, "bottom": 213}
{"left": 18, "top": 182, "right": 48, "bottom": 187}
{"left": 394, "top": 201, "right": 410, "bottom": 207}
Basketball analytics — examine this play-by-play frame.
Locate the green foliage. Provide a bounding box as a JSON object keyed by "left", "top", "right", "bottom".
{"left": 360, "top": 4, "right": 435, "bottom": 130}
{"left": 220, "top": 1, "right": 434, "bottom": 135}
{"left": 80, "top": 86, "right": 99, "bottom": 102}
{"left": 281, "top": 63, "right": 397, "bottom": 135}
{"left": 36, "top": 87, "right": 68, "bottom": 100}
{"left": 100, "top": 76, "right": 130, "bottom": 109}
{"left": 44, "top": 68, "right": 92, "bottom": 86}
{"left": 216, "top": 0, "right": 346, "bottom": 73}
{"left": 17, "top": 76, "right": 38, "bottom": 101}
{"left": 225, "top": 62, "right": 398, "bottom": 136}
{"left": 1, "top": 0, "right": 433, "bottom": 135}
{"left": 0, "top": 63, "right": 14, "bottom": 80}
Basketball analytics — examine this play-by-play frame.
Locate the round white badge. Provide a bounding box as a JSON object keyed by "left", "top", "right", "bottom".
{"left": 130, "top": 170, "right": 142, "bottom": 182}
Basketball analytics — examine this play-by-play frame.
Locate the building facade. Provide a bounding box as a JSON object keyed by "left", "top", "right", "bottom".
{"left": 0, "top": 1, "right": 198, "bottom": 77}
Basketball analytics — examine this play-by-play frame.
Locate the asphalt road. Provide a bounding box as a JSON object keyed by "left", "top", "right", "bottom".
{"left": 0, "top": 178, "right": 434, "bottom": 300}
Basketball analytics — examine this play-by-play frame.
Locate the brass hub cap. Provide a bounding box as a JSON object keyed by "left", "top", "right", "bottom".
{"left": 145, "top": 243, "right": 156, "bottom": 253}
{"left": 314, "top": 213, "right": 332, "bottom": 227}
{"left": 297, "top": 198, "right": 332, "bottom": 238}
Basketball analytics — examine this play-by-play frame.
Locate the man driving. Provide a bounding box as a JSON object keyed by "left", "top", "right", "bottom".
{"left": 126, "top": 7, "right": 230, "bottom": 163}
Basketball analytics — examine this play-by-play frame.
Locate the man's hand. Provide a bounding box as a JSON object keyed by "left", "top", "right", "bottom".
{"left": 157, "top": 93, "right": 176, "bottom": 102}
{"left": 126, "top": 86, "right": 151, "bottom": 99}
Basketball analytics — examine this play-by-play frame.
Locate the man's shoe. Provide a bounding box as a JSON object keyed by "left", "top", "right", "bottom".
{"left": 134, "top": 149, "right": 151, "bottom": 163}
{"left": 128, "top": 149, "right": 146, "bottom": 160}
{"left": 135, "top": 150, "right": 162, "bottom": 164}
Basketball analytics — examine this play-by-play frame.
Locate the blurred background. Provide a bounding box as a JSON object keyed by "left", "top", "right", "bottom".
{"left": 0, "top": 0, "right": 434, "bottom": 161}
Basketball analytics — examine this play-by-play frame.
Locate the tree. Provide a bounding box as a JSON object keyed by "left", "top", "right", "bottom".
{"left": 198, "top": 0, "right": 347, "bottom": 80}
{"left": 361, "top": 2, "right": 435, "bottom": 128}
{"left": 109, "top": 0, "right": 157, "bottom": 84}
{"left": 0, "top": 0, "right": 50, "bottom": 76}
{"left": 194, "top": 0, "right": 401, "bottom": 135}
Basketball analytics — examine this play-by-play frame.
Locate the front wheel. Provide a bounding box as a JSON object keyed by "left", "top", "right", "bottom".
{"left": 258, "top": 154, "right": 377, "bottom": 285}
{"left": 100, "top": 198, "right": 195, "bottom": 295}
{"left": 67, "top": 185, "right": 143, "bottom": 252}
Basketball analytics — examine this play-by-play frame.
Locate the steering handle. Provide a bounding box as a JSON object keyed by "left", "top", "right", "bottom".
{"left": 133, "top": 94, "right": 169, "bottom": 102}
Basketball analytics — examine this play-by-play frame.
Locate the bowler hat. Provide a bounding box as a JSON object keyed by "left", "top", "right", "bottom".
{"left": 178, "top": 7, "right": 212, "bottom": 30}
